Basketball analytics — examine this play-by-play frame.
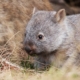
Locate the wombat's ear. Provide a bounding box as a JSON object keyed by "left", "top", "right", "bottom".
{"left": 32, "top": 7, "right": 38, "bottom": 14}
{"left": 55, "top": 9, "right": 66, "bottom": 23}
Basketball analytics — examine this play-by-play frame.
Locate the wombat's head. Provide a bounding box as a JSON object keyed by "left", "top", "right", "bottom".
{"left": 24, "top": 8, "right": 67, "bottom": 56}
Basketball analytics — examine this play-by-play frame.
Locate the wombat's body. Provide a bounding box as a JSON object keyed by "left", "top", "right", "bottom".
{"left": 24, "top": 8, "right": 80, "bottom": 70}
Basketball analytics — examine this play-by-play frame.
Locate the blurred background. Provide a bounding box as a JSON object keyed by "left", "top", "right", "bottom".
{"left": 49, "top": 0, "right": 80, "bottom": 15}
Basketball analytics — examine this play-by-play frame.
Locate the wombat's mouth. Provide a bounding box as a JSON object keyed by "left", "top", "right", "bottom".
{"left": 27, "top": 51, "right": 44, "bottom": 56}
{"left": 26, "top": 50, "right": 48, "bottom": 56}
{"left": 26, "top": 50, "right": 58, "bottom": 56}
{"left": 27, "top": 51, "right": 37, "bottom": 56}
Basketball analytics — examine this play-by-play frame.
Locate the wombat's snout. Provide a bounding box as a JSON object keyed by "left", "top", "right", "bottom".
{"left": 23, "top": 42, "right": 36, "bottom": 55}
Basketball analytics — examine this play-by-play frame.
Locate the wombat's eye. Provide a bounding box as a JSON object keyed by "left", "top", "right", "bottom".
{"left": 38, "top": 35, "right": 43, "bottom": 39}
{"left": 37, "top": 33, "right": 44, "bottom": 40}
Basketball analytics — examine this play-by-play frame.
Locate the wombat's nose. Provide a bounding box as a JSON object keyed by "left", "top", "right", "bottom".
{"left": 24, "top": 42, "right": 36, "bottom": 54}
{"left": 24, "top": 46, "right": 32, "bottom": 53}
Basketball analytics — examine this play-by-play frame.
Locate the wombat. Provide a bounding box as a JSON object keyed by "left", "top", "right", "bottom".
{"left": 24, "top": 8, "right": 80, "bottom": 70}
{"left": 0, "top": 0, "right": 53, "bottom": 66}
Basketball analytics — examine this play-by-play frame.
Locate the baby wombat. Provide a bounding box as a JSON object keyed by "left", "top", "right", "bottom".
{"left": 24, "top": 8, "right": 80, "bottom": 70}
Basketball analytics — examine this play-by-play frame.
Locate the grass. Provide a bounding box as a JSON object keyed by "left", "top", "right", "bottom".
{"left": 0, "top": 54, "right": 80, "bottom": 80}
{"left": 20, "top": 56, "right": 34, "bottom": 69}
{"left": 0, "top": 66, "right": 80, "bottom": 80}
